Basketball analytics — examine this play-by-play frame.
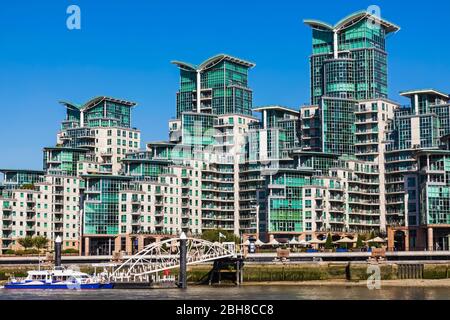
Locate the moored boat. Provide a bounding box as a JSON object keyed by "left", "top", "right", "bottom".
{"left": 4, "top": 268, "right": 113, "bottom": 290}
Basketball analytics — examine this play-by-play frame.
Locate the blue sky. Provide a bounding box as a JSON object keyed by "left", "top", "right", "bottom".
{"left": 0, "top": 0, "right": 449, "bottom": 170}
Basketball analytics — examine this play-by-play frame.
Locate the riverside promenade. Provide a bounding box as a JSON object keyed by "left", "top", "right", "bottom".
{"left": 1, "top": 251, "right": 450, "bottom": 265}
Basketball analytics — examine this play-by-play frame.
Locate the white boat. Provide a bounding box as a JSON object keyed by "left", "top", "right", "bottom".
{"left": 4, "top": 267, "right": 113, "bottom": 289}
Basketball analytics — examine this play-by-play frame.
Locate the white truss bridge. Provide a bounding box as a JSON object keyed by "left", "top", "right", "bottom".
{"left": 109, "top": 238, "right": 236, "bottom": 282}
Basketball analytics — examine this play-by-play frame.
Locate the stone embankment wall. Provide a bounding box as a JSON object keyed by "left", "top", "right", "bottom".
{"left": 2, "top": 263, "right": 450, "bottom": 284}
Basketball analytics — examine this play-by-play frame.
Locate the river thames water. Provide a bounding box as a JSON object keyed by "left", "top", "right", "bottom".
{"left": 0, "top": 285, "right": 449, "bottom": 300}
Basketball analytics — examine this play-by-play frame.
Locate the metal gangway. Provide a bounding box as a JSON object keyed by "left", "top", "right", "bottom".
{"left": 109, "top": 238, "right": 236, "bottom": 282}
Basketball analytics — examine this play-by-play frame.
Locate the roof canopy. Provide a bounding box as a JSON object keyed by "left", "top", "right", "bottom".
{"left": 253, "top": 105, "right": 299, "bottom": 115}
{"left": 304, "top": 10, "right": 400, "bottom": 34}
{"left": 172, "top": 54, "right": 255, "bottom": 72}
{"left": 0, "top": 169, "right": 45, "bottom": 175}
{"left": 400, "top": 89, "right": 449, "bottom": 100}
{"left": 59, "top": 96, "right": 137, "bottom": 112}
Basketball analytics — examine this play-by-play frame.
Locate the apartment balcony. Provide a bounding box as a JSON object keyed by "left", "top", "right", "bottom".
{"left": 202, "top": 224, "right": 233, "bottom": 230}
{"left": 2, "top": 215, "right": 12, "bottom": 221}
{"left": 356, "top": 150, "right": 378, "bottom": 156}
{"left": 329, "top": 219, "right": 345, "bottom": 224}
{"left": 202, "top": 196, "right": 235, "bottom": 202}
{"left": 348, "top": 188, "right": 380, "bottom": 195}
{"left": 348, "top": 200, "right": 379, "bottom": 206}
{"left": 385, "top": 178, "right": 405, "bottom": 184}
{"left": 386, "top": 211, "right": 405, "bottom": 216}
{"left": 329, "top": 206, "right": 345, "bottom": 212}
{"left": 386, "top": 199, "right": 404, "bottom": 205}
{"left": 355, "top": 118, "right": 378, "bottom": 125}
{"left": 46, "top": 158, "right": 62, "bottom": 164}
{"left": 131, "top": 198, "right": 141, "bottom": 205}
{"left": 420, "top": 166, "right": 445, "bottom": 173}
{"left": 2, "top": 225, "right": 12, "bottom": 231}
{"left": 53, "top": 180, "right": 64, "bottom": 186}
{"left": 202, "top": 215, "right": 234, "bottom": 221}
{"left": 386, "top": 188, "right": 405, "bottom": 194}
{"left": 349, "top": 210, "right": 380, "bottom": 216}
{"left": 181, "top": 213, "right": 190, "bottom": 219}
{"left": 348, "top": 179, "right": 380, "bottom": 185}
{"left": 181, "top": 202, "right": 190, "bottom": 208}
{"left": 2, "top": 205, "right": 12, "bottom": 211}
{"left": 239, "top": 215, "right": 255, "bottom": 221}
{"left": 349, "top": 220, "right": 380, "bottom": 226}
{"left": 386, "top": 208, "right": 404, "bottom": 214}
{"left": 386, "top": 220, "right": 406, "bottom": 227}
{"left": 85, "top": 188, "right": 101, "bottom": 194}
{"left": 355, "top": 108, "right": 377, "bottom": 114}
{"left": 355, "top": 140, "right": 379, "bottom": 146}
{"left": 355, "top": 130, "right": 378, "bottom": 135}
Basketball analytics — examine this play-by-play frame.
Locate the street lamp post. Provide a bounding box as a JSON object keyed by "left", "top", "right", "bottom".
{"left": 55, "top": 235, "right": 62, "bottom": 269}
{"left": 255, "top": 205, "right": 260, "bottom": 240}
{"left": 178, "top": 232, "right": 187, "bottom": 289}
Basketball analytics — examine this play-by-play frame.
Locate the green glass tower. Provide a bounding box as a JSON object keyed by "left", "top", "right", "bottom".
{"left": 304, "top": 11, "right": 400, "bottom": 156}
{"left": 305, "top": 11, "right": 400, "bottom": 105}
{"left": 172, "top": 54, "right": 255, "bottom": 119}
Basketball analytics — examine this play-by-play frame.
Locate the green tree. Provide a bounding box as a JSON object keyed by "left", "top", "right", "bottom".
{"left": 355, "top": 235, "right": 364, "bottom": 249}
{"left": 20, "top": 183, "right": 35, "bottom": 190}
{"left": 201, "top": 229, "right": 240, "bottom": 244}
{"left": 324, "top": 233, "right": 334, "bottom": 250}
{"left": 17, "top": 237, "right": 34, "bottom": 250}
{"left": 32, "top": 236, "right": 49, "bottom": 252}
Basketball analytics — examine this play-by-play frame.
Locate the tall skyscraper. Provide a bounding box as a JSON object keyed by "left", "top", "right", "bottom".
{"left": 304, "top": 11, "right": 400, "bottom": 155}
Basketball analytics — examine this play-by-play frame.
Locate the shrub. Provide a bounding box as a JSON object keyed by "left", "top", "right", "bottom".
{"left": 62, "top": 248, "right": 79, "bottom": 254}
{"left": 355, "top": 236, "right": 364, "bottom": 249}
{"left": 13, "top": 249, "right": 40, "bottom": 256}
{"left": 201, "top": 229, "right": 240, "bottom": 244}
{"left": 17, "top": 237, "right": 34, "bottom": 250}
{"left": 324, "top": 233, "right": 333, "bottom": 250}
{"left": 33, "top": 236, "right": 49, "bottom": 251}
{"left": 423, "top": 265, "right": 448, "bottom": 279}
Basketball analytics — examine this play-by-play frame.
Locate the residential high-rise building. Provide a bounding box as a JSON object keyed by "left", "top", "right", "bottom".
{"left": 1, "top": 10, "right": 449, "bottom": 255}
{"left": 304, "top": 11, "right": 400, "bottom": 156}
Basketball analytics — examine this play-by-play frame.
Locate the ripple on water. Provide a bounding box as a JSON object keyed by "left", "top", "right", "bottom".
{"left": 0, "top": 286, "right": 449, "bottom": 300}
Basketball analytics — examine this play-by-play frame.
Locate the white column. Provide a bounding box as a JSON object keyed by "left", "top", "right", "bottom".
{"left": 333, "top": 30, "right": 338, "bottom": 59}
{"left": 414, "top": 94, "right": 419, "bottom": 114}
{"left": 80, "top": 111, "right": 84, "bottom": 127}
{"left": 196, "top": 70, "right": 201, "bottom": 113}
